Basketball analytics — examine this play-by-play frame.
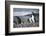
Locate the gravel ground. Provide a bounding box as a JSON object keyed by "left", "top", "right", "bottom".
{"left": 13, "top": 22, "right": 39, "bottom": 28}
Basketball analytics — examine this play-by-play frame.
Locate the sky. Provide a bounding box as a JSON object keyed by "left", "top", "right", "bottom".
{"left": 13, "top": 8, "right": 39, "bottom": 16}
